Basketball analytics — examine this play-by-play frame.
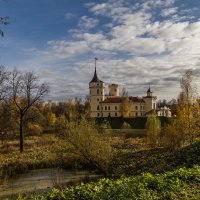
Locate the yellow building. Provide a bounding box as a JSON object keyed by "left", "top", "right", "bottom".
{"left": 89, "top": 65, "right": 159, "bottom": 118}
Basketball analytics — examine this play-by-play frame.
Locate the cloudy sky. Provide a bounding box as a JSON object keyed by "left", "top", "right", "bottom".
{"left": 1, "top": 0, "right": 200, "bottom": 101}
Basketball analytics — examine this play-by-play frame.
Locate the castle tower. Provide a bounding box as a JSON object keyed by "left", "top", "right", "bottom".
{"left": 144, "top": 86, "right": 157, "bottom": 113}
{"left": 109, "top": 84, "right": 119, "bottom": 96}
{"left": 89, "top": 58, "right": 105, "bottom": 117}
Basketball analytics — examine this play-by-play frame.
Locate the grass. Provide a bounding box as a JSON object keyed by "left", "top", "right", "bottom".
{"left": 1, "top": 132, "right": 200, "bottom": 199}
{"left": 110, "top": 129, "right": 146, "bottom": 138}
{"left": 0, "top": 135, "right": 85, "bottom": 183}
{"left": 110, "top": 139, "right": 200, "bottom": 177}
{"left": 17, "top": 166, "right": 200, "bottom": 200}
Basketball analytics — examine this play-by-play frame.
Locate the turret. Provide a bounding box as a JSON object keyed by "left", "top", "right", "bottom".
{"left": 143, "top": 86, "right": 157, "bottom": 113}
{"left": 89, "top": 58, "right": 105, "bottom": 117}
{"left": 109, "top": 84, "right": 119, "bottom": 96}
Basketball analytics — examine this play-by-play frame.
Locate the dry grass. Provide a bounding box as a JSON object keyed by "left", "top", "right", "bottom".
{"left": 0, "top": 134, "right": 84, "bottom": 184}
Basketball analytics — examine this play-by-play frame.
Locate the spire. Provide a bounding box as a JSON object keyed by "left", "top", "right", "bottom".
{"left": 147, "top": 84, "right": 151, "bottom": 93}
{"left": 90, "top": 58, "right": 100, "bottom": 83}
{"left": 147, "top": 84, "right": 152, "bottom": 97}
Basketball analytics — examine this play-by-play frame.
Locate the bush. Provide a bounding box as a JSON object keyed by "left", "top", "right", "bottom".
{"left": 19, "top": 166, "right": 200, "bottom": 200}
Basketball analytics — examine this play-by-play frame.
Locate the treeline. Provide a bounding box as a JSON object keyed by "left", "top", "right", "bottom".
{"left": 0, "top": 67, "right": 90, "bottom": 152}
{"left": 146, "top": 69, "right": 200, "bottom": 149}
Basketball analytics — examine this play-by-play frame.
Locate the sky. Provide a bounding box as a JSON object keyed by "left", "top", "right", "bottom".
{"left": 1, "top": 0, "right": 200, "bottom": 101}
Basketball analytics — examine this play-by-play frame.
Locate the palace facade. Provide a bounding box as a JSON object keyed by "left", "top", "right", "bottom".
{"left": 89, "top": 66, "right": 171, "bottom": 118}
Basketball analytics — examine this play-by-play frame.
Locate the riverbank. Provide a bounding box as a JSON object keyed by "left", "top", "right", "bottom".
{"left": 0, "top": 168, "right": 101, "bottom": 199}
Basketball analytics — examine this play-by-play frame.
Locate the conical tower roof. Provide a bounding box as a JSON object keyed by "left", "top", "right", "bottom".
{"left": 90, "top": 66, "right": 100, "bottom": 83}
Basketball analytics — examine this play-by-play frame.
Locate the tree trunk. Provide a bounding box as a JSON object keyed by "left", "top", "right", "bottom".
{"left": 20, "top": 114, "right": 24, "bottom": 152}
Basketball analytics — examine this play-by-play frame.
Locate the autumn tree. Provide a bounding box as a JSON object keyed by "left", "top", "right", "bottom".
{"left": 178, "top": 69, "right": 200, "bottom": 143}
{"left": 121, "top": 91, "right": 132, "bottom": 118}
{"left": 163, "top": 69, "right": 200, "bottom": 149}
{"left": 65, "top": 117, "right": 113, "bottom": 176}
{"left": 145, "top": 114, "right": 161, "bottom": 147}
{"left": 9, "top": 69, "right": 49, "bottom": 152}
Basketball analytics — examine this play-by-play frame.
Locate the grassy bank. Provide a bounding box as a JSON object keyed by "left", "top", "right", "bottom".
{"left": 18, "top": 166, "right": 200, "bottom": 200}
{"left": 0, "top": 135, "right": 85, "bottom": 183}
{"left": 111, "top": 139, "right": 200, "bottom": 177}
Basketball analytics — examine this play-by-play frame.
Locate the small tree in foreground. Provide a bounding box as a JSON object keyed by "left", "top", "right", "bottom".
{"left": 65, "top": 117, "right": 113, "bottom": 176}
{"left": 145, "top": 114, "right": 161, "bottom": 147}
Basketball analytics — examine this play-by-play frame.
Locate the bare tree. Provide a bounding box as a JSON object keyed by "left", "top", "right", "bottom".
{"left": 0, "top": 66, "right": 9, "bottom": 100}
{"left": 9, "top": 69, "right": 49, "bottom": 152}
{"left": 0, "top": 16, "right": 9, "bottom": 37}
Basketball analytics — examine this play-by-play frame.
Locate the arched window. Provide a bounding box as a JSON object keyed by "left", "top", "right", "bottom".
{"left": 97, "top": 89, "right": 99, "bottom": 94}
{"left": 97, "top": 105, "right": 100, "bottom": 110}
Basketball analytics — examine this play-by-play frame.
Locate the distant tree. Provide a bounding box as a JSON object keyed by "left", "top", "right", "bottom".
{"left": 0, "top": 66, "right": 9, "bottom": 100}
{"left": 121, "top": 121, "right": 131, "bottom": 129}
{"left": 163, "top": 69, "right": 200, "bottom": 149}
{"left": 145, "top": 114, "right": 161, "bottom": 147}
{"left": 121, "top": 87, "right": 128, "bottom": 97}
{"left": 9, "top": 69, "right": 49, "bottom": 152}
{"left": 121, "top": 95, "right": 132, "bottom": 118}
{"left": 178, "top": 69, "right": 200, "bottom": 143}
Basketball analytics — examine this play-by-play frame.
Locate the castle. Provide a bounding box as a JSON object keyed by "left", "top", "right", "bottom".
{"left": 88, "top": 60, "right": 171, "bottom": 118}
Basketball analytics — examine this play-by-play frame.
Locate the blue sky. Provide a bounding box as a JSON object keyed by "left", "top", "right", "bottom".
{"left": 1, "top": 0, "right": 200, "bottom": 100}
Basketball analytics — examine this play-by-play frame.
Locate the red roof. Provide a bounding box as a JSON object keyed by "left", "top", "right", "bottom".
{"left": 101, "top": 96, "right": 145, "bottom": 103}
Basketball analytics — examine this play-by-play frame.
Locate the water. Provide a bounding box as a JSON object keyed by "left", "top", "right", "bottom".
{"left": 0, "top": 168, "right": 100, "bottom": 199}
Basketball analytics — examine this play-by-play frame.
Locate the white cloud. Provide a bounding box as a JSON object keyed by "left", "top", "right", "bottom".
{"left": 161, "top": 7, "right": 178, "bottom": 17}
{"left": 78, "top": 16, "right": 99, "bottom": 30}
{"left": 22, "top": 0, "right": 200, "bottom": 100}
{"left": 64, "top": 12, "right": 76, "bottom": 19}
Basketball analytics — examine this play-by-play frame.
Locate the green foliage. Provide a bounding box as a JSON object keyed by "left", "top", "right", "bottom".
{"left": 145, "top": 115, "right": 161, "bottom": 147}
{"left": 96, "top": 117, "right": 169, "bottom": 129}
{"left": 65, "top": 117, "right": 113, "bottom": 176}
{"left": 18, "top": 166, "right": 200, "bottom": 200}
{"left": 121, "top": 122, "right": 131, "bottom": 129}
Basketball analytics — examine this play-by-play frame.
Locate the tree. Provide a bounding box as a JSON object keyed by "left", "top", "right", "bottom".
{"left": 9, "top": 69, "right": 49, "bottom": 152}
{"left": 65, "top": 117, "right": 113, "bottom": 176}
{"left": 145, "top": 114, "right": 161, "bottom": 147}
{"left": 0, "top": 16, "right": 9, "bottom": 37}
{"left": 0, "top": 66, "right": 9, "bottom": 100}
{"left": 178, "top": 69, "right": 200, "bottom": 144}
{"left": 121, "top": 95, "right": 132, "bottom": 118}
{"left": 163, "top": 69, "right": 200, "bottom": 149}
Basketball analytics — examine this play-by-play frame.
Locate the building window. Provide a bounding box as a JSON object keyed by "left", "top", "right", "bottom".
{"left": 97, "top": 113, "right": 100, "bottom": 117}
{"left": 135, "top": 106, "right": 138, "bottom": 110}
{"left": 108, "top": 113, "right": 111, "bottom": 117}
{"left": 97, "top": 89, "right": 99, "bottom": 94}
{"left": 105, "top": 106, "right": 107, "bottom": 110}
{"left": 115, "top": 106, "right": 117, "bottom": 110}
{"left": 115, "top": 112, "right": 117, "bottom": 116}
{"left": 97, "top": 98, "right": 99, "bottom": 101}
{"left": 97, "top": 105, "right": 100, "bottom": 110}
{"left": 136, "top": 112, "right": 138, "bottom": 116}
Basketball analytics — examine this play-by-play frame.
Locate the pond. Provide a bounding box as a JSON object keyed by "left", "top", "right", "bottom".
{"left": 0, "top": 168, "right": 100, "bottom": 199}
